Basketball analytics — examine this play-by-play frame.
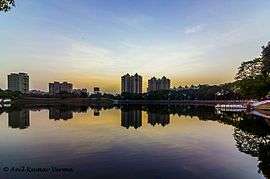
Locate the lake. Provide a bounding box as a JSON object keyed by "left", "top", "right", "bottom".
{"left": 0, "top": 105, "right": 269, "bottom": 179}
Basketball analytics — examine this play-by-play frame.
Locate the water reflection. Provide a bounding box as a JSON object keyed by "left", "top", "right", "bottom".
{"left": 49, "top": 108, "right": 73, "bottom": 121}
{"left": 93, "top": 108, "right": 101, "bottom": 116}
{"left": 234, "top": 128, "right": 270, "bottom": 178}
{"left": 94, "top": 109, "right": 100, "bottom": 116}
{"left": 1, "top": 105, "right": 270, "bottom": 178}
{"left": 121, "top": 108, "right": 142, "bottom": 129}
{"left": 8, "top": 109, "right": 30, "bottom": 129}
{"left": 148, "top": 112, "right": 170, "bottom": 127}
{"left": 213, "top": 110, "right": 270, "bottom": 178}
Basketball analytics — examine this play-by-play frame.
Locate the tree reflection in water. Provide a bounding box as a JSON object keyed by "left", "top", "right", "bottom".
{"left": 122, "top": 105, "right": 270, "bottom": 178}
{"left": 234, "top": 129, "right": 270, "bottom": 177}
{"left": 2, "top": 104, "right": 270, "bottom": 178}
{"left": 210, "top": 108, "right": 270, "bottom": 178}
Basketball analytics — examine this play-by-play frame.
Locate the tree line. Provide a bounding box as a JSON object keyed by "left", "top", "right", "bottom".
{"left": 233, "top": 41, "right": 270, "bottom": 99}
{"left": 0, "top": 89, "right": 21, "bottom": 100}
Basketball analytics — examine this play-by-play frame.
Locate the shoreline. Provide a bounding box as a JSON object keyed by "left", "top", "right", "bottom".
{"left": 116, "top": 99, "right": 249, "bottom": 106}
{"left": 10, "top": 97, "right": 250, "bottom": 107}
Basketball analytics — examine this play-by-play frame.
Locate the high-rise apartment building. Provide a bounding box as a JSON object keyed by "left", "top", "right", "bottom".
{"left": 49, "top": 81, "right": 73, "bottom": 94}
{"left": 8, "top": 73, "right": 29, "bottom": 93}
{"left": 147, "top": 76, "right": 170, "bottom": 92}
{"left": 121, "top": 73, "right": 142, "bottom": 94}
{"left": 121, "top": 74, "right": 131, "bottom": 93}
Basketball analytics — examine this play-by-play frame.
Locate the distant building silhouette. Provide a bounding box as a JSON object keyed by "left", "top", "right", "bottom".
{"left": 73, "top": 88, "right": 88, "bottom": 96}
{"left": 93, "top": 87, "right": 100, "bottom": 94}
{"left": 121, "top": 109, "right": 142, "bottom": 129}
{"left": 29, "top": 90, "right": 48, "bottom": 96}
{"left": 148, "top": 112, "right": 170, "bottom": 127}
{"left": 49, "top": 81, "right": 73, "bottom": 94}
{"left": 49, "top": 108, "right": 73, "bottom": 120}
{"left": 121, "top": 73, "right": 142, "bottom": 94}
{"left": 8, "top": 109, "right": 30, "bottom": 129}
{"left": 147, "top": 76, "right": 170, "bottom": 92}
{"left": 8, "top": 73, "right": 29, "bottom": 93}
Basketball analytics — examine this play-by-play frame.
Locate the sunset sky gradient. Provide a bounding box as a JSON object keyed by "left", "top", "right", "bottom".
{"left": 0, "top": 0, "right": 270, "bottom": 92}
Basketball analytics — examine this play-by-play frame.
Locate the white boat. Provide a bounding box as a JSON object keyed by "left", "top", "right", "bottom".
{"left": 3, "top": 99, "right": 11, "bottom": 103}
{"left": 3, "top": 104, "right": 11, "bottom": 107}
{"left": 215, "top": 104, "right": 247, "bottom": 109}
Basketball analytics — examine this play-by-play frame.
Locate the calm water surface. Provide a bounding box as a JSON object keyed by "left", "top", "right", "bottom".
{"left": 0, "top": 106, "right": 269, "bottom": 179}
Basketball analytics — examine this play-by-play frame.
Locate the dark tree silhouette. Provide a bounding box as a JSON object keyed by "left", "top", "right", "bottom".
{"left": 233, "top": 41, "right": 270, "bottom": 99}
{"left": 262, "top": 42, "right": 270, "bottom": 78}
{"left": 235, "top": 58, "right": 262, "bottom": 80}
{"left": 0, "top": 0, "right": 15, "bottom": 12}
{"left": 234, "top": 129, "right": 270, "bottom": 178}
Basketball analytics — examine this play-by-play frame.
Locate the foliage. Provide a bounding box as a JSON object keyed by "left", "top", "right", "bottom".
{"left": 0, "top": 89, "right": 21, "bottom": 99}
{"left": 121, "top": 92, "right": 143, "bottom": 100}
{"left": 121, "top": 85, "right": 241, "bottom": 100}
{"left": 232, "top": 75, "right": 270, "bottom": 99}
{"left": 235, "top": 58, "right": 262, "bottom": 80}
{"left": 89, "top": 93, "right": 120, "bottom": 100}
{"left": 234, "top": 41, "right": 270, "bottom": 99}
{"left": 262, "top": 42, "right": 270, "bottom": 78}
{"left": 145, "top": 90, "right": 170, "bottom": 100}
{"left": 0, "top": 0, "right": 15, "bottom": 12}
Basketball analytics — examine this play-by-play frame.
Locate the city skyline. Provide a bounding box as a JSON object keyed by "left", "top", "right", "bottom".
{"left": 1, "top": 0, "right": 270, "bottom": 92}
{"left": 6, "top": 72, "right": 172, "bottom": 93}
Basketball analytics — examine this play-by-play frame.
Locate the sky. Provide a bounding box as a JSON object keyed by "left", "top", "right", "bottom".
{"left": 0, "top": 0, "right": 270, "bottom": 93}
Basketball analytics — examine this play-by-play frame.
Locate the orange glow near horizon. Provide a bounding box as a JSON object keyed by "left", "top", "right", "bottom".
{"left": 22, "top": 70, "right": 235, "bottom": 93}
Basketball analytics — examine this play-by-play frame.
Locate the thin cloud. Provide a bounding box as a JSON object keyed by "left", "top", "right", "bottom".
{"left": 184, "top": 25, "right": 204, "bottom": 34}
{"left": 114, "top": 14, "right": 153, "bottom": 31}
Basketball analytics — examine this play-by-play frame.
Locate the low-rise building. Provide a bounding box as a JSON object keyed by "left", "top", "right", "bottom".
{"left": 49, "top": 81, "right": 73, "bottom": 94}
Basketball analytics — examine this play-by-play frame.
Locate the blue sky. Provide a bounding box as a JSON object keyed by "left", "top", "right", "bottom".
{"left": 0, "top": 0, "right": 270, "bottom": 92}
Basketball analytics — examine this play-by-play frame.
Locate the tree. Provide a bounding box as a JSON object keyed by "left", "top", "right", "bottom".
{"left": 233, "top": 76, "right": 270, "bottom": 99}
{"left": 261, "top": 42, "right": 270, "bottom": 78}
{"left": 233, "top": 42, "right": 270, "bottom": 99}
{"left": 0, "top": 0, "right": 15, "bottom": 12}
{"left": 0, "top": 90, "right": 21, "bottom": 99}
{"left": 235, "top": 58, "right": 262, "bottom": 80}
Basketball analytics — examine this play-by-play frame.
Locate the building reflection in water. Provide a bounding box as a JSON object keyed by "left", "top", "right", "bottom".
{"left": 93, "top": 109, "right": 100, "bottom": 116}
{"left": 148, "top": 112, "right": 170, "bottom": 127}
{"left": 3, "top": 105, "right": 270, "bottom": 177}
{"left": 121, "top": 109, "right": 142, "bottom": 129}
{"left": 8, "top": 109, "right": 30, "bottom": 129}
{"left": 49, "top": 108, "right": 73, "bottom": 121}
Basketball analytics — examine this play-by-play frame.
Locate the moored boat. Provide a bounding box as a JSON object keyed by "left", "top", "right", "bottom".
{"left": 215, "top": 104, "right": 247, "bottom": 109}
